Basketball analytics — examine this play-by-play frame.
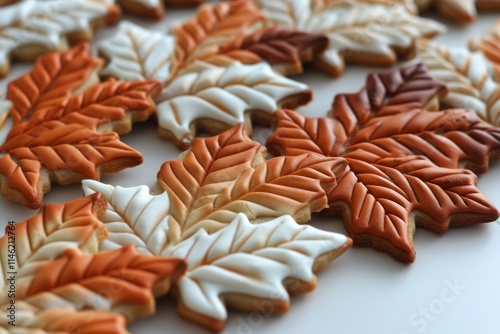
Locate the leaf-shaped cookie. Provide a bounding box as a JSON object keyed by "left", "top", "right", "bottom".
{"left": 255, "top": 0, "right": 445, "bottom": 76}
{"left": 0, "top": 97, "right": 11, "bottom": 130}
{"left": 99, "top": 18, "right": 313, "bottom": 149}
{"left": 170, "top": 0, "right": 264, "bottom": 76}
{"left": 0, "top": 45, "right": 162, "bottom": 209}
{"left": 82, "top": 181, "right": 352, "bottom": 333}
{"left": 408, "top": 40, "right": 500, "bottom": 125}
{"left": 115, "top": 0, "right": 207, "bottom": 19}
{"left": 0, "top": 302, "right": 128, "bottom": 334}
{"left": 416, "top": 0, "right": 500, "bottom": 23}
{"left": 0, "top": 194, "right": 186, "bottom": 332}
{"left": 155, "top": 61, "right": 312, "bottom": 149}
{"left": 205, "top": 25, "right": 330, "bottom": 75}
{"left": 267, "top": 64, "right": 500, "bottom": 262}
{"left": 157, "top": 124, "right": 348, "bottom": 243}
{"left": 0, "top": 0, "right": 121, "bottom": 77}
{"left": 469, "top": 20, "right": 500, "bottom": 73}
{"left": 99, "top": 21, "right": 175, "bottom": 84}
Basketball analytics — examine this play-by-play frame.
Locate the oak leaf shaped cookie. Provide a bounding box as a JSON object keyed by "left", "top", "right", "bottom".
{"left": 0, "top": 193, "right": 186, "bottom": 333}
{"left": 408, "top": 40, "right": 500, "bottom": 125}
{"left": 416, "top": 0, "right": 500, "bottom": 23}
{"left": 255, "top": 0, "right": 445, "bottom": 77}
{"left": 0, "top": 0, "right": 121, "bottom": 77}
{"left": 82, "top": 180, "right": 351, "bottom": 333}
{"left": 0, "top": 44, "right": 162, "bottom": 209}
{"left": 267, "top": 64, "right": 500, "bottom": 263}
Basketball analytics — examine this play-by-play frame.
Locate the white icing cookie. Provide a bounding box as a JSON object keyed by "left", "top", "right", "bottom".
{"left": 99, "top": 21, "right": 175, "bottom": 84}
{"left": 155, "top": 61, "right": 310, "bottom": 148}
{"left": 82, "top": 180, "right": 351, "bottom": 332}
{"left": 255, "top": 0, "right": 445, "bottom": 76}
{"left": 409, "top": 40, "right": 500, "bottom": 125}
{"left": 0, "top": 0, "right": 120, "bottom": 77}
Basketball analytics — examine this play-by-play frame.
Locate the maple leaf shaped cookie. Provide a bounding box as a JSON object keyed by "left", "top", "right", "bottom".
{"left": 99, "top": 16, "right": 312, "bottom": 150}
{"left": 416, "top": 0, "right": 500, "bottom": 23}
{"left": 0, "top": 44, "right": 162, "bottom": 209}
{"left": 267, "top": 64, "right": 500, "bottom": 263}
{"left": 0, "top": 193, "right": 186, "bottom": 333}
{"left": 82, "top": 179, "right": 351, "bottom": 333}
{"left": 254, "top": 0, "right": 445, "bottom": 77}
{"left": 0, "top": 0, "right": 121, "bottom": 77}
{"left": 408, "top": 40, "right": 500, "bottom": 125}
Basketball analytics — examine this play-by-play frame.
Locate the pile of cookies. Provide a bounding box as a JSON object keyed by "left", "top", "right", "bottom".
{"left": 1, "top": 0, "right": 500, "bottom": 333}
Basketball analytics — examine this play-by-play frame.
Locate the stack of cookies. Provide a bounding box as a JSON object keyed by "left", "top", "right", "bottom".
{"left": 1, "top": 1, "right": 499, "bottom": 333}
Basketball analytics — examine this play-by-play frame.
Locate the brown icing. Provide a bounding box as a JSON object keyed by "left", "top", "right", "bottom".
{"left": 214, "top": 26, "right": 329, "bottom": 75}
{"left": 267, "top": 64, "right": 500, "bottom": 262}
{"left": 171, "top": 0, "right": 264, "bottom": 77}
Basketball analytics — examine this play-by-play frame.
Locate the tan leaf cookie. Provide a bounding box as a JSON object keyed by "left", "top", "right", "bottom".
{"left": 408, "top": 40, "right": 500, "bottom": 125}
{"left": 254, "top": 0, "right": 445, "bottom": 77}
{"left": 0, "top": 44, "right": 162, "bottom": 209}
{"left": 0, "top": 0, "right": 121, "bottom": 77}
{"left": 416, "top": 0, "right": 500, "bottom": 23}
{"left": 267, "top": 64, "right": 500, "bottom": 263}
{"left": 83, "top": 174, "right": 351, "bottom": 332}
{"left": 0, "top": 193, "right": 187, "bottom": 333}
{"left": 469, "top": 20, "right": 500, "bottom": 73}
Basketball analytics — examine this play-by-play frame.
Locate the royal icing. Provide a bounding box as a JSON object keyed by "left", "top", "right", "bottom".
{"left": 255, "top": 0, "right": 445, "bottom": 75}
{"left": 82, "top": 180, "right": 351, "bottom": 326}
{"left": 409, "top": 40, "right": 500, "bottom": 125}
{"left": 155, "top": 61, "right": 309, "bottom": 147}
{"left": 99, "top": 21, "right": 175, "bottom": 84}
{"left": 0, "top": 0, "right": 119, "bottom": 75}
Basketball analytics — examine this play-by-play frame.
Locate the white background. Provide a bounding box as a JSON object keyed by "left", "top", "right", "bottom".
{"left": 0, "top": 6, "right": 499, "bottom": 334}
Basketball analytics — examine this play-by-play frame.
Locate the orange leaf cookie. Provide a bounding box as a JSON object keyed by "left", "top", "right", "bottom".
{"left": 0, "top": 194, "right": 186, "bottom": 333}
{"left": 416, "top": 0, "right": 500, "bottom": 23}
{"left": 255, "top": 0, "right": 445, "bottom": 77}
{"left": 0, "top": 44, "right": 162, "bottom": 209}
{"left": 157, "top": 124, "right": 349, "bottom": 244}
{"left": 267, "top": 64, "right": 500, "bottom": 263}
{"left": 0, "top": 0, "right": 121, "bottom": 77}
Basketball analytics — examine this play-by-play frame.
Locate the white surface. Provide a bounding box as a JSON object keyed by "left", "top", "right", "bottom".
{"left": 0, "top": 7, "right": 499, "bottom": 334}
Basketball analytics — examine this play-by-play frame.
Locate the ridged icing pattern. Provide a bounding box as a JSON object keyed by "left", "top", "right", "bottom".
{"left": 171, "top": 0, "right": 264, "bottom": 75}
{"left": 82, "top": 179, "right": 352, "bottom": 333}
{"left": 211, "top": 25, "right": 329, "bottom": 75}
{"left": 0, "top": 194, "right": 186, "bottom": 333}
{"left": 409, "top": 40, "right": 500, "bottom": 125}
{"left": 416, "top": 0, "right": 500, "bottom": 23}
{"left": 470, "top": 20, "right": 500, "bottom": 70}
{"left": 0, "top": 44, "right": 162, "bottom": 209}
{"left": 155, "top": 61, "right": 311, "bottom": 149}
{"left": 0, "top": 0, "right": 120, "bottom": 77}
{"left": 157, "top": 124, "right": 348, "bottom": 244}
{"left": 99, "top": 21, "right": 175, "bottom": 84}
{"left": 267, "top": 64, "right": 500, "bottom": 263}
{"left": 255, "top": 0, "right": 445, "bottom": 76}
{"left": 0, "top": 301, "right": 128, "bottom": 334}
